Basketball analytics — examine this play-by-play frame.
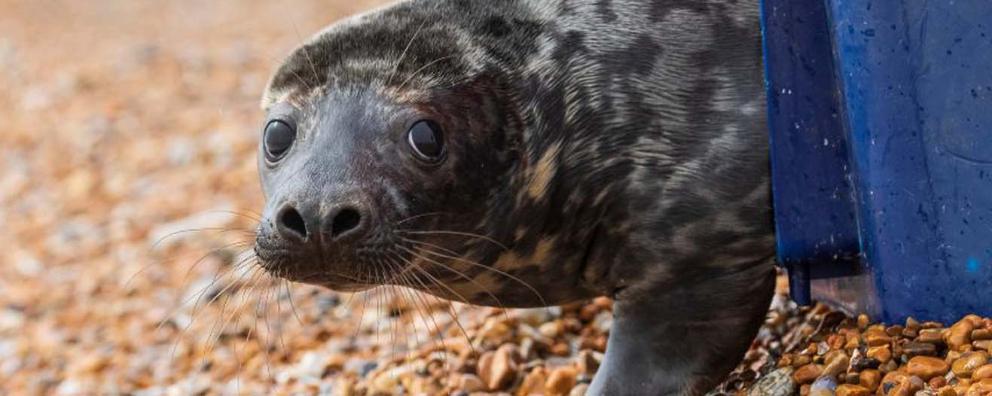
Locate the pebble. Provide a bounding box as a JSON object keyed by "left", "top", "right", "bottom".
{"left": 859, "top": 369, "right": 882, "bottom": 392}
{"left": 809, "top": 376, "right": 837, "bottom": 396}
{"left": 480, "top": 344, "right": 518, "bottom": 390}
{"left": 867, "top": 345, "right": 893, "bottom": 364}
{"left": 835, "top": 384, "right": 871, "bottom": 396}
{"left": 907, "top": 356, "right": 951, "bottom": 380}
{"left": 458, "top": 374, "right": 486, "bottom": 393}
{"left": 951, "top": 351, "right": 988, "bottom": 378}
{"left": 947, "top": 319, "right": 975, "bottom": 351}
{"left": 967, "top": 378, "right": 992, "bottom": 394}
{"left": 903, "top": 342, "right": 938, "bottom": 358}
{"left": 516, "top": 367, "right": 547, "bottom": 396}
{"left": 748, "top": 367, "right": 796, "bottom": 396}
{"left": 545, "top": 367, "right": 578, "bottom": 396}
{"left": 793, "top": 364, "right": 824, "bottom": 385}
{"left": 972, "top": 364, "right": 992, "bottom": 380}
{"left": 865, "top": 327, "right": 892, "bottom": 347}
{"left": 823, "top": 350, "right": 850, "bottom": 377}
{"left": 538, "top": 321, "right": 563, "bottom": 339}
{"left": 569, "top": 383, "right": 589, "bottom": 396}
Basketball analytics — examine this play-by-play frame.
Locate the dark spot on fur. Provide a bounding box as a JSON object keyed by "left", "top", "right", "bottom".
{"left": 480, "top": 16, "right": 511, "bottom": 37}
{"left": 596, "top": 0, "right": 618, "bottom": 22}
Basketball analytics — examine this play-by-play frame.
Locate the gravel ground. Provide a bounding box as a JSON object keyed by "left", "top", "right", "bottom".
{"left": 2, "top": 2, "right": 989, "bottom": 396}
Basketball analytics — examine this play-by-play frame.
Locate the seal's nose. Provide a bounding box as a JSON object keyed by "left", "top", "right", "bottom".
{"left": 326, "top": 205, "right": 363, "bottom": 240}
{"left": 274, "top": 202, "right": 367, "bottom": 244}
{"left": 276, "top": 205, "right": 310, "bottom": 241}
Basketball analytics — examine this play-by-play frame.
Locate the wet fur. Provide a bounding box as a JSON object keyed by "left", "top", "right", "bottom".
{"left": 259, "top": 0, "right": 775, "bottom": 394}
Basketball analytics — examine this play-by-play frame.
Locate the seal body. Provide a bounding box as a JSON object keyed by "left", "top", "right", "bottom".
{"left": 255, "top": 1, "right": 775, "bottom": 394}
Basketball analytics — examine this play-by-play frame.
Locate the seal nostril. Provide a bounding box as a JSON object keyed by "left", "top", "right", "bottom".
{"left": 331, "top": 208, "right": 362, "bottom": 238}
{"left": 279, "top": 207, "right": 308, "bottom": 239}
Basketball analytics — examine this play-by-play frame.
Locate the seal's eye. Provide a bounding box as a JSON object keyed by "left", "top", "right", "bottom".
{"left": 407, "top": 120, "right": 445, "bottom": 162}
{"left": 264, "top": 119, "right": 296, "bottom": 162}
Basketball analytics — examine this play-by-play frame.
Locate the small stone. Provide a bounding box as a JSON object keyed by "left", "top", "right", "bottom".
{"left": 810, "top": 376, "right": 837, "bottom": 396}
{"left": 844, "top": 372, "right": 861, "bottom": 385}
{"left": 551, "top": 342, "right": 570, "bottom": 356}
{"left": 929, "top": 376, "right": 947, "bottom": 389}
{"left": 922, "top": 321, "right": 945, "bottom": 329}
{"left": 516, "top": 367, "right": 547, "bottom": 396}
{"left": 569, "top": 383, "right": 589, "bottom": 396}
{"left": 972, "top": 329, "right": 992, "bottom": 341}
{"left": 458, "top": 374, "right": 486, "bottom": 393}
{"left": 793, "top": 354, "right": 813, "bottom": 367}
{"left": 828, "top": 334, "right": 846, "bottom": 350}
{"left": 918, "top": 329, "right": 946, "bottom": 344}
{"left": 835, "top": 384, "right": 871, "bottom": 396}
{"left": 967, "top": 378, "right": 992, "bottom": 395}
{"left": 793, "top": 364, "right": 825, "bottom": 385}
{"left": 546, "top": 367, "right": 578, "bottom": 396}
{"left": 480, "top": 345, "right": 518, "bottom": 390}
{"left": 539, "top": 321, "right": 563, "bottom": 339}
{"left": 748, "top": 367, "right": 797, "bottom": 396}
{"left": 907, "top": 356, "right": 951, "bottom": 380}
{"left": 903, "top": 342, "right": 938, "bottom": 358}
{"left": 858, "top": 314, "right": 871, "bottom": 330}
{"left": 936, "top": 388, "right": 957, "bottom": 396}
{"left": 952, "top": 351, "right": 989, "bottom": 378}
{"left": 972, "top": 364, "right": 992, "bottom": 380}
{"left": 860, "top": 369, "right": 882, "bottom": 392}
{"left": 972, "top": 340, "right": 992, "bottom": 351}
{"left": 865, "top": 328, "right": 892, "bottom": 347}
{"left": 851, "top": 349, "right": 881, "bottom": 371}
{"left": 576, "top": 350, "right": 599, "bottom": 377}
{"left": 824, "top": 350, "right": 850, "bottom": 377}
{"left": 479, "top": 319, "right": 514, "bottom": 346}
{"left": 947, "top": 320, "right": 975, "bottom": 352}
{"left": 867, "top": 345, "right": 893, "bottom": 364}
{"left": 880, "top": 372, "right": 908, "bottom": 394}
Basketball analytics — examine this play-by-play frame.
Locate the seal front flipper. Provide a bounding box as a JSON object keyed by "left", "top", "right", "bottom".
{"left": 588, "top": 262, "right": 775, "bottom": 396}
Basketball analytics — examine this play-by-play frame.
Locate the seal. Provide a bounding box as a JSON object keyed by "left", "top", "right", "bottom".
{"left": 254, "top": 0, "right": 775, "bottom": 394}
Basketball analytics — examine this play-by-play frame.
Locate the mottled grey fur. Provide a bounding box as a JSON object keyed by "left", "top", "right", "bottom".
{"left": 255, "top": 0, "right": 775, "bottom": 394}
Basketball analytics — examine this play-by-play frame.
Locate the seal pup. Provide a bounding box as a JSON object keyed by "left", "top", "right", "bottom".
{"left": 254, "top": 0, "right": 775, "bottom": 394}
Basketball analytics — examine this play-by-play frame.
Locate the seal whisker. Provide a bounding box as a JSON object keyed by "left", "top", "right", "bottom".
{"left": 283, "top": 279, "right": 304, "bottom": 326}
{"left": 401, "top": 239, "right": 547, "bottom": 307}
{"left": 148, "top": 226, "right": 255, "bottom": 251}
{"left": 130, "top": 238, "right": 252, "bottom": 293}
{"left": 290, "top": 23, "right": 320, "bottom": 92}
{"left": 393, "top": 211, "right": 448, "bottom": 226}
{"left": 386, "top": 255, "right": 446, "bottom": 342}
{"left": 385, "top": 18, "right": 430, "bottom": 87}
{"left": 166, "top": 253, "right": 255, "bottom": 367}
{"left": 391, "top": 252, "right": 476, "bottom": 355}
{"left": 159, "top": 247, "right": 256, "bottom": 341}
{"left": 198, "top": 265, "right": 253, "bottom": 366}
{"left": 395, "top": 54, "right": 457, "bottom": 92}
{"left": 395, "top": 244, "right": 507, "bottom": 311}
{"left": 397, "top": 230, "right": 509, "bottom": 251}
{"left": 392, "top": 266, "right": 454, "bottom": 371}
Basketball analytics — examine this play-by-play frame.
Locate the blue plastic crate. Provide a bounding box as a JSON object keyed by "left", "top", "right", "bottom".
{"left": 761, "top": 0, "right": 992, "bottom": 324}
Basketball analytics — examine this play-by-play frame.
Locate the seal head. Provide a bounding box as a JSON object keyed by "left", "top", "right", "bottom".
{"left": 255, "top": 2, "right": 603, "bottom": 306}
